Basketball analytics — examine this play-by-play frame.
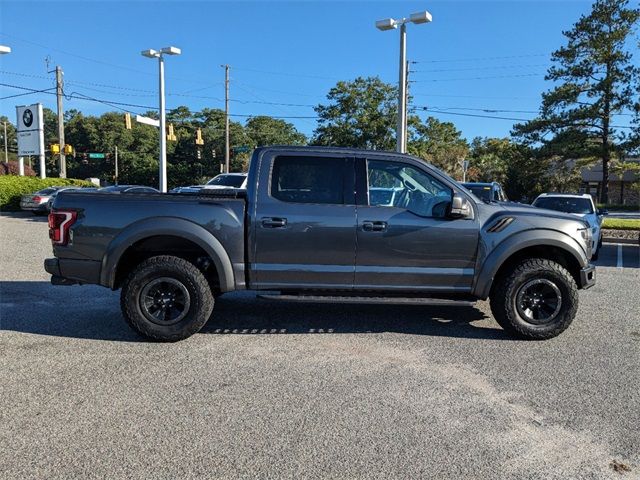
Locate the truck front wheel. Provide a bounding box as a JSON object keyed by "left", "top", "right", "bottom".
{"left": 489, "top": 258, "right": 578, "bottom": 340}
{"left": 120, "top": 255, "right": 214, "bottom": 341}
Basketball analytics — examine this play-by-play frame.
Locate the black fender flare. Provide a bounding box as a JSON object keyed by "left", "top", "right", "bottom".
{"left": 472, "top": 229, "right": 588, "bottom": 299}
{"left": 100, "top": 216, "right": 235, "bottom": 292}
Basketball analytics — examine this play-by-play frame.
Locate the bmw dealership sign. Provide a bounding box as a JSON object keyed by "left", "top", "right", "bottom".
{"left": 16, "top": 103, "right": 44, "bottom": 156}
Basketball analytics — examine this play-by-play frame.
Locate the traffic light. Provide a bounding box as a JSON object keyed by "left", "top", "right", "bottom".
{"left": 167, "top": 124, "right": 177, "bottom": 141}
{"left": 64, "top": 144, "right": 73, "bottom": 155}
{"left": 124, "top": 112, "right": 132, "bottom": 129}
{"left": 195, "top": 128, "right": 204, "bottom": 146}
{"left": 50, "top": 144, "right": 60, "bottom": 154}
{"left": 196, "top": 149, "right": 202, "bottom": 160}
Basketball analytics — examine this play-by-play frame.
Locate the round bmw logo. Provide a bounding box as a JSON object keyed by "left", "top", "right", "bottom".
{"left": 23, "top": 109, "right": 34, "bottom": 128}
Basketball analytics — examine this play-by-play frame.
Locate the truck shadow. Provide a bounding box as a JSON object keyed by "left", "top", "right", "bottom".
{"left": 0, "top": 282, "right": 508, "bottom": 342}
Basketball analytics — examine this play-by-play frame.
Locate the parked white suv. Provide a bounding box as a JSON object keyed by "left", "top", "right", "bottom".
{"left": 532, "top": 193, "right": 605, "bottom": 260}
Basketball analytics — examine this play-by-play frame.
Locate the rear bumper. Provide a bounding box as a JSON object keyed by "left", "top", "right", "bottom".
{"left": 579, "top": 264, "right": 596, "bottom": 289}
{"left": 45, "top": 257, "right": 102, "bottom": 286}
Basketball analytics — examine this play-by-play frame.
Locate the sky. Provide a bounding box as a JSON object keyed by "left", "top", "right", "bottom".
{"left": 1, "top": 0, "right": 638, "bottom": 142}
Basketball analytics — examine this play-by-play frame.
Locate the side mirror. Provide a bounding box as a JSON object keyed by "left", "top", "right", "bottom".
{"left": 449, "top": 192, "right": 473, "bottom": 219}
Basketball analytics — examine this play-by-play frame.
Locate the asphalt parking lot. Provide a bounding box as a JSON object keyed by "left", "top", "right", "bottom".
{"left": 1, "top": 212, "right": 639, "bottom": 479}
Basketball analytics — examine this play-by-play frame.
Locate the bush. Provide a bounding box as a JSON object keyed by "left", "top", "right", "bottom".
{"left": 0, "top": 175, "right": 94, "bottom": 211}
{"left": 0, "top": 161, "right": 36, "bottom": 177}
{"left": 596, "top": 204, "right": 639, "bottom": 212}
{"left": 602, "top": 218, "right": 640, "bottom": 231}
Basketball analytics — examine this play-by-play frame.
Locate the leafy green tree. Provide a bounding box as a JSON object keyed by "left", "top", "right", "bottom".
{"left": 466, "top": 137, "right": 511, "bottom": 183}
{"left": 245, "top": 116, "right": 307, "bottom": 147}
{"left": 513, "top": 0, "right": 640, "bottom": 203}
{"left": 408, "top": 117, "right": 468, "bottom": 178}
{"left": 0, "top": 115, "right": 17, "bottom": 162}
{"left": 313, "top": 77, "right": 397, "bottom": 150}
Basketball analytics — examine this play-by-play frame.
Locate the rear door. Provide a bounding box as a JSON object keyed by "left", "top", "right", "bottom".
{"left": 354, "top": 157, "right": 479, "bottom": 293}
{"left": 251, "top": 153, "right": 357, "bottom": 290}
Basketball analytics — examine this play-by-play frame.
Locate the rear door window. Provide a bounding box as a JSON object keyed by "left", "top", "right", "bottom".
{"left": 271, "top": 156, "right": 345, "bottom": 205}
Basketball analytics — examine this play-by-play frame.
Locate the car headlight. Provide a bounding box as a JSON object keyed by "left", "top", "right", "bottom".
{"left": 591, "top": 226, "right": 598, "bottom": 235}
{"left": 578, "top": 226, "right": 593, "bottom": 257}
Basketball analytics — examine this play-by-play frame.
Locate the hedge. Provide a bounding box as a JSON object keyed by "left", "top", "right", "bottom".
{"left": 0, "top": 175, "right": 95, "bottom": 211}
{"left": 602, "top": 218, "right": 640, "bottom": 231}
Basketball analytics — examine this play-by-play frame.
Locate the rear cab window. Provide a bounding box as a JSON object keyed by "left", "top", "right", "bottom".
{"left": 270, "top": 156, "right": 348, "bottom": 205}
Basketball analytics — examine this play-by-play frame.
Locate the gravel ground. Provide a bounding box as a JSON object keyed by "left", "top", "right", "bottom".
{"left": 1, "top": 212, "right": 639, "bottom": 479}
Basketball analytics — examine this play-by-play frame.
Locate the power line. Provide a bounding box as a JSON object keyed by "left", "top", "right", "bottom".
{"left": 0, "top": 86, "right": 56, "bottom": 100}
{"left": 232, "top": 66, "right": 339, "bottom": 81}
{"left": 410, "top": 63, "right": 549, "bottom": 74}
{"left": 413, "top": 106, "right": 635, "bottom": 128}
{"left": 411, "top": 73, "right": 545, "bottom": 83}
{"left": 412, "top": 53, "right": 549, "bottom": 64}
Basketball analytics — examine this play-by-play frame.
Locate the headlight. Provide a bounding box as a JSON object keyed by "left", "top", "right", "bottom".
{"left": 591, "top": 226, "right": 598, "bottom": 235}
{"left": 578, "top": 226, "right": 593, "bottom": 257}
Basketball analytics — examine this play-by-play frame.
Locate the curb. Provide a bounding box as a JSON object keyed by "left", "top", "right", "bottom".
{"left": 603, "top": 237, "right": 639, "bottom": 245}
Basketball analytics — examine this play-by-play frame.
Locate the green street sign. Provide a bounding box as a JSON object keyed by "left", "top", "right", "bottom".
{"left": 232, "top": 145, "right": 250, "bottom": 153}
{"left": 88, "top": 153, "right": 106, "bottom": 159}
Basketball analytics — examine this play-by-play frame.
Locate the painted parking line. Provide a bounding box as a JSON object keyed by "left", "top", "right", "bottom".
{"left": 617, "top": 244, "right": 623, "bottom": 269}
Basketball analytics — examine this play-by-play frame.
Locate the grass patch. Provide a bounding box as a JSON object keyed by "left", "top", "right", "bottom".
{"left": 602, "top": 218, "right": 640, "bottom": 231}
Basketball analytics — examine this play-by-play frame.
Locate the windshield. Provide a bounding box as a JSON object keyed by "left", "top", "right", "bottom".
{"left": 206, "top": 175, "right": 245, "bottom": 188}
{"left": 534, "top": 197, "right": 593, "bottom": 214}
{"left": 463, "top": 185, "right": 493, "bottom": 202}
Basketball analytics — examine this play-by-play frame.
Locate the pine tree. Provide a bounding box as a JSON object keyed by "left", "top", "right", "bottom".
{"left": 513, "top": 0, "right": 639, "bottom": 203}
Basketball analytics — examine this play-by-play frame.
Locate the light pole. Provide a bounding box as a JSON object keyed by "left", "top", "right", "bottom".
{"left": 1, "top": 46, "right": 13, "bottom": 169}
{"left": 141, "top": 46, "right": 181, "bottom": 192}
{"left": 376, "top": 11, "right": 432, "bottom": 154}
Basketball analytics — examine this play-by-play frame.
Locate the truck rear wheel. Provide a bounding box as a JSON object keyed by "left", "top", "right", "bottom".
{"left": 489, "top": 258, "right": 578, "bottom": 340}
{"left": 120, "top": 255, "right": 214, "bottom": 341}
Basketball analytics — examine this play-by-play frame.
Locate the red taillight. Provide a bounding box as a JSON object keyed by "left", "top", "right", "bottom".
{"left": 48, "top": 210, "right": 77, "bottom": 245}
{"left": 33, "top": 196, "right": 42, "bottom": 203}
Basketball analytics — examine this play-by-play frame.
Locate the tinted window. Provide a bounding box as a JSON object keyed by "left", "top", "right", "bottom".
{"left": 207, "top": 175, "right": 246, "bottom": 188}
{"left": 271, "top": 156, "right": 345, "bottom": 204}
{"left": 534, "top": 197, "right": 593, "bottom": 214}
{"left": 36, "top": 188, "right": 57, "bottom": 195}
{"left": 367, "top": 160, "right": 452, "bottom": 218}
{"left": 465, "top": 185, "right": 492, "bottom": 202}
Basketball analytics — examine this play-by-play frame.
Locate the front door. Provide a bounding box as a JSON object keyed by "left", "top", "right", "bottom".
{"left": 252, "top": 154, "right": 357, "bottom": 290}
{"left": 354, "top": 158, "right": 479, "bottom": 293}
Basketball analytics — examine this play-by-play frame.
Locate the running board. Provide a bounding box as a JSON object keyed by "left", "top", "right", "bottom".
{"left": 257, "top": 294, "right": 476, "bottom": 306}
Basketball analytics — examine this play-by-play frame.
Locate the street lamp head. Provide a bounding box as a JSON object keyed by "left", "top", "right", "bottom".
{"left": 0, "top": 45, "right": 11, "bottom": 54}
{"left": 375, "top": 18, "right": 397, "bottom": 31}
{"left": 409, "top": 11, "right": 432, "bottom": 24}
{"left": 141, "top": 49, "right": 160, "bottom": 58}
{"left": 160, "top": 46, "right": 181, "bottom": 56}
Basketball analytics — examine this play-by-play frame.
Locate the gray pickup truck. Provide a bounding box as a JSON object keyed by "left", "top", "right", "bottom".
{"left": 46, "top": 146, "right": 595, "bottom": 341}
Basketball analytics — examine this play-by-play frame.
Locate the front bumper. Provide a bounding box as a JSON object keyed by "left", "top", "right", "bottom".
{"left": 579, "top": 264, "right": 596, "bottom": 289}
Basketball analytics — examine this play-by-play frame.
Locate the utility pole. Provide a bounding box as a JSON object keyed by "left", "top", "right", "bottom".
{"left": 397, "top": 24, "right": 407, "bottom": 154}
{"left": 224, "top": 64, "right": 230, "bottom": 174}
{"left": 114, "top": 145, "right": 119, "bottom": 185}
{"left": 405, "top": 59, "right": 410, "bottom": 148}
{"left": 55, "top": 66, "right": 66, "bottom": 178}
{"left": 3, "top": 121, "right": 8, "bottom": 162}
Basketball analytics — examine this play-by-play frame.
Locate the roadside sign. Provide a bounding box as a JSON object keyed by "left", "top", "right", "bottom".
{"left": 136, "top": 115, "right": 160, "bottom": 128}
{"left": 16, "top": 103, "right": 44, "bottom": 156}
{"left": 233, "top": 145, "right": 250, "bottom": 153}
{"left": 88, "top": 153, "right": 106, "bottom": 159}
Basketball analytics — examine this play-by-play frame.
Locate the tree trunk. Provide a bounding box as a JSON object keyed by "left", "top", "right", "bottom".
{"left": 600, "top": 62, "right": 612, "bottom": 205}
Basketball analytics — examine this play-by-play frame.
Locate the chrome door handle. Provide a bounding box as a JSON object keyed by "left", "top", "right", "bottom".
{"left": 261, "top": 217, "right": 287, "bottom": 228}
{"left": 362, "top": 221, "right": 387, "bottom": 232}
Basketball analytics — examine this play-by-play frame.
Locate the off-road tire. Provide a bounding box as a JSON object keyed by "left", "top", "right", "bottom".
{"left": 490, "top": 258, "right": 578, "bottom": 340}
{"left": 120, "top": 255, "right": 214, "bottom": 341}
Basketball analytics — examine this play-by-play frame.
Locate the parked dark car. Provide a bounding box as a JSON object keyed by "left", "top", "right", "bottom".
{"left": 46, "top": 146, "right": 595, "bottom": 342}
{"left": 461, "top": 182, "right": 508, "bottom": 203}
{"left": 98, "top": 185, "right": 159, "bottom": 194}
